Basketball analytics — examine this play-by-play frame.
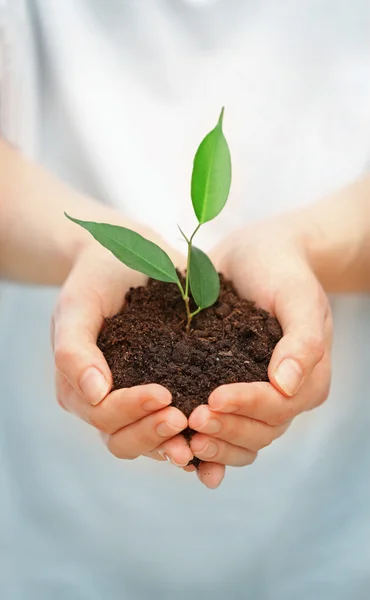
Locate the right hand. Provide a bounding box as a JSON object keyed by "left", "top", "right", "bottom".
{"left": 52, "top": 239, "right": 194, "bottom": 468}
{"left": 189, "top": 215, "right": 332, "bottom": 488}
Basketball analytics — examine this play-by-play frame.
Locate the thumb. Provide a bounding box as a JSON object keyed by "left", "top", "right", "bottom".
{"left": 52, "top": 249, "right": 132, "bottom": 406}
{"left": 53, "top": 281, "right": 113, "bottom": 405}
{"left": 268, "top": 274, "right": 327, "bottom": 397}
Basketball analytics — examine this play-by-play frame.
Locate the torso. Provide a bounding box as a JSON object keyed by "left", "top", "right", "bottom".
{"left": 1, "top": 1, "right": 370, "bottom": 598}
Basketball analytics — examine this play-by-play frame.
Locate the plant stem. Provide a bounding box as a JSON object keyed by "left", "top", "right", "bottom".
{"left": 177, "top": 225, "right": 190, "bottom": 244}
{"left": 177, "top": 280, "right": 194, "bottom": 332}
{"left": 184, "top": 244, "right": 191, "bottom": 300}
{"left": 189, "top": 223, "right": 201, "bottom": 244}
{"left": 184, "top": 224, "right": 201, "bottom": 298}
{"left": 176, "top": 280, "right": 186, "bottom": 299}
{"left": 185, "top": 297, "right": 192, "bottom": 333}
{"left": 183, "top": 223, "right": 201, "bottom": 332}
{"left": 190, "top": 306, "right": 202, "bottom": 319}
{"left": 185, "top": 305, "right": 202, "bottom": 333}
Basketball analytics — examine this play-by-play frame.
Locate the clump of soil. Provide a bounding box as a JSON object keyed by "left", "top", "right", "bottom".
{"left": 98, "top": 275, "right": 282, "bottom": 467}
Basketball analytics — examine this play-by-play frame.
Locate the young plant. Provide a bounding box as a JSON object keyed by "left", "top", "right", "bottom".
{"left": 66, "top": 108, "right": 232, "bottom": 332}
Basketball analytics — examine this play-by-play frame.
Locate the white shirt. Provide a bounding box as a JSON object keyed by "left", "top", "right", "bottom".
{"left": 1, "top": 1, "right": 370, "bottom": 598}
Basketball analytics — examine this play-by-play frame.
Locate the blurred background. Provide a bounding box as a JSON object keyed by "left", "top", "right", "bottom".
{"left": 1, "top": 1, "right": 370, "bottom": 599}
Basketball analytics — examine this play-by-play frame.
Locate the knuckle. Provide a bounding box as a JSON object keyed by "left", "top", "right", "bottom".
{"left": 55, "top": 292, "right": 75, "bottom": 315}
{"left": 87, "top": 405, "right": 119, "bottom": 435}
{"left": 55, "top": 373, "right": 74, "bottom": 413}
{"left": 244, "top": 392, "right": 259, "bottom": 415}
{"left": 54, "top": 344, "right": 74, "bottom": 372}
{"left": 107, "top": 437, "right": 138, "bottom": 460}
{"left": 304, "top": 332, "right": 325, "bottom": 363}
{"left": 53, "top": 296, "right": 73, "bottom": 328}
{"left": 224, "top": 420, "right": 239, "bottom": 443}
{"left": 320, "top": 385, "right": 330, "bottom": 405}
{"left": 259, "top": 426, "right": 277, "bottom": 449}
{"left": 87, "top": 409, "right": 106, "bottom": 432}
{"left": 56, "top": 391, "right": 67, "bottom": 411}
{"left": 138, "top": 430, "right": 157, "bottom": 451}
{"left": 247, "top": 451, "right": 258, "bottom": 465}
{"left": 314, "top": 382, "right": 331, "bottom": 409}
{"left": 238, "top": 450, "right": 258, "bottom": 467}
{"left": 274, "top": 403, "right": 296, "bottom": 425}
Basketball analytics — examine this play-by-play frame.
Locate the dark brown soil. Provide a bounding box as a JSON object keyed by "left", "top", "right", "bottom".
{"left": 98, "top": 275, "right": 282, "bottom": 467}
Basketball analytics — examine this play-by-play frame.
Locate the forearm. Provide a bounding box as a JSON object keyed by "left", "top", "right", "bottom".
{"left": 0, "top": 138, "right": 169, "bottom": 285}
{"left": 297, "top": 175, "right": 370, "bottom": 293}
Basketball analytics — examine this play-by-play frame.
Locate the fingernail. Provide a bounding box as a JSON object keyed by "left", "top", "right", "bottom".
{"left": 158, "top": 450, "right": 188, "bottom": 468}
{"left": 209, "top": 398, "right": 238, "bottom": 413}
{"left": 201, "top": 418, "right": 222, "bottom": 434}
{"left": 156, "top": 416, "right": 184, "bottom": 437}
{"left": 274, "top": 359, "right": 303, "bottom": 396}
{"left": 196, "top": 440, "right": 218, "bottom": 459}
{"left": 209, "top": 390, "right": 238, "bottom": 412}
{"left": 80, "top": 367, "right": 110, "bottom": 405}
{"left": 209, "top": 394, "right": 227, "bottom": 411}
{"left": 171, "top": 458, "right": 189, "bottom": 467}
{"left": 143, "top": 397, "right": 171, "bottom": 412}
{"left": 158, "top": 450, "right": 171, "bottom": 462}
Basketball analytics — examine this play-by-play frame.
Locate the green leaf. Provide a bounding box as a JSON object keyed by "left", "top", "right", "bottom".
{"left": 65, "top": 214, "right": 180, "bottom": 283}
{"left": 189, "top": 246, "right": 220, "bottom": 309}
{"left": 191, "top": 107, "right": 232, "bottom": 224}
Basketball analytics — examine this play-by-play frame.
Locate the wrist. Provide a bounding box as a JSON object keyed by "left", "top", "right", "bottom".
{"left": 288, "top": 176, "right": 370, "bottom": 292}
{"left": 0, "top": 138, "right": 184, "bottom": 285}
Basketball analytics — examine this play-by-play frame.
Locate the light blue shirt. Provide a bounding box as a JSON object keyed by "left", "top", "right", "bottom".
{"left": 1, "top": 1, "right": 370, "bottom": 598}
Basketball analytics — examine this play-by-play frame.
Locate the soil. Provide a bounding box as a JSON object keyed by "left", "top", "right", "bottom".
{"left": 98, "top": 275, "right": 282, "bottom": 467}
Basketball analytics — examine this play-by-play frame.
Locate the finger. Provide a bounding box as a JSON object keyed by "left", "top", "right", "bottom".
{"left": 197, "top": 463, "right": 226, "bottom": 489}
{"left": 144, "top": 449, "right": 167, "bottom": 462}
{"left": 183, "top": 465, "right": 197, "bottom": 472}
{"left": 57, "top": 374, "right": 173, "bottom": 433}
{"left": 54, "top": 284, "right": 112, "bottom": 405}
{"left": 191, "top": 433, "right": 257, "bottom": 466}
{"left": 189, "top": 405, "right": 289, "bottom": 452}
{"left": 146, "top": 446, "right": 196, "bottom": 472}
{"left": 268, "top": 275, "right": 328, "bottom": 396}
{"left": 209, "top": 381, "right": 296, "bottom": 426}
{"left": 147, "top": 447, "right": 196, "bottom": 472}
{"left": 53, "top": 247, "right": 147, "bottom": 407}
{"left": 156, "top": 435, "right": 194, "bottom": 467}
{"left": 106, "top": 406, "right": 188, "bottom": 459}
{"left": 209, "top": 349, "right": 331, "bottom": 425}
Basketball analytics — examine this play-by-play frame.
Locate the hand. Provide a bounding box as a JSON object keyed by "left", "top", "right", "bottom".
{"left": 52, "top": 239, "right": 195, "bottom": 467}
{"left": 189, "top": 216, "right": 332, "bottom": 489}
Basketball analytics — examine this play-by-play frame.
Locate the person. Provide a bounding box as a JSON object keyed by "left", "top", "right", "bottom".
{"left": 1, "top": 1, "right": 370, "bottom": 598}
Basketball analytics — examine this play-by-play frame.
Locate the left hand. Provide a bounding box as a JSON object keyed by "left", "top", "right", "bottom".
{"left": 53, "top": 236, "right": 193, "bottom": 468}
{"left": 188, "top": 216, "right": 332, "bottom": 489}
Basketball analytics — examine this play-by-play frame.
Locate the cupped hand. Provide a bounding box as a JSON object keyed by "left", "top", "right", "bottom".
{"left": 189, "top": 217, "right": 332, "bottom": 489}
{"left": 52, "top": 240, "right": 194, "bottom": 467}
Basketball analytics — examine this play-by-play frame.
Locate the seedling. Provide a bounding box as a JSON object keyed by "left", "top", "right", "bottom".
{"left": 66, "top": 108, "right": 232, "bottom": 332}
